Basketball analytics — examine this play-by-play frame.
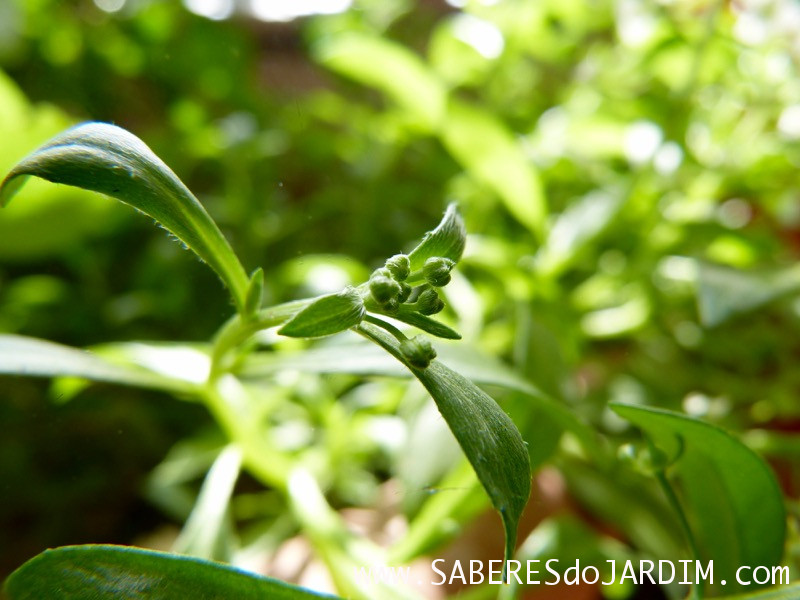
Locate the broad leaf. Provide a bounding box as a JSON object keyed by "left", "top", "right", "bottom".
{"left": 407, "top": 203, "right": 467, "bottom": 271}
{"left": 3, "top": 544, "right": 338, "bottom": 599}
{"left": 0, "top": 122, "right": 249, "bottom": 311}
{"left": 0, "top": 334, "right": 192, "bottom": 394}
{"left": 278, "top": 287, "right": 365, "bottom": 338}
{"left": 610, "top": 403, "right": 786, "bottom": 593}
{"left": 357, "top": 322, "right": 531, "bottom": 569}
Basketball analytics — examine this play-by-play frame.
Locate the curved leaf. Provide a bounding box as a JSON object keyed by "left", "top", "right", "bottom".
{"left": 610, "top": 403, "right": 786, "bottom": 593}
{"left": 356, "top": 322, "right": 531, "bottom": 571}
{"left": 407, "top": 203, "right": 467, "bottom": 271}
{"left": 278, "top": 287, "right": 365, "bottom": 338}
{"left": 3, "top": 544, "right": 339, "bottom": 599}
{"left": 0, "top": 122, "right": 249, "bottom": 311}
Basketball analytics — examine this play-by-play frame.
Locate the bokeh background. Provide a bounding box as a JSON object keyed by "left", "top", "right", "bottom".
{"left": 3, "top": 1, "right": 800, "bottom": 598}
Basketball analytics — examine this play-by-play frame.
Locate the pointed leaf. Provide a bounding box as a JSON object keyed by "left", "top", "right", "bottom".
{"left": 357, "top": 322, "right": 531, "bottom": 570}
{"left": 3, "top": 545, "right": 339, "bottom": 599}
{"left": 610, "top": 403, "right": 786, "bottom": 593}
{"left": 407, "top": 203, "right": 467, "bottom": 271}
{"left": 0, "top": 122, "right": 249, "bottom": 311}
{"left": 0, "top": 334, "right": 193, "bottom": 394}
{"left": 392, "top": 311, "right": 461, "bottom": 339}
{"left": 278, "top": 287, "right": 365, "bottom": 338}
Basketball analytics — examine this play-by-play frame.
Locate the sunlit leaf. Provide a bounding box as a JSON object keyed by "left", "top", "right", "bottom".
{"left": 278, "top": 287, "right": 365, "bottom": 338}
{"left": 610, "top": 403, "right": 786, "bottom": 593}
{"left": 442, "top": 100, "right": 547, "bottom": 237}
{"left": 0, "top": 122, "right": 249, "bottom": 311}
{"left": 357, "top": 322, "right": 531, "bottom": 569}
{"left": 314, "top": 32, "right": 446, "bottom": 131}
{"left": 3, "top": 545, "right": 339, "bottom": 599}
{"left": 0, "top": 334, "right": 193, "bottom": 394}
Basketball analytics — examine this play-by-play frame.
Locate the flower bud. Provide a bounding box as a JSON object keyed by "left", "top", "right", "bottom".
{"left": 417, "top": 288, "right": 444, "bottom": 315}
{"left": 423, "top": 257, "right": 455, "bottom": 287}
{"left": 369, "top": 272, "right": 401, "bottom": 305}
{"left": 399, "top": 335, "right": 437, "bottom": 369}
{"left": 385, "top": 254, "right": 411, "bottom": 281}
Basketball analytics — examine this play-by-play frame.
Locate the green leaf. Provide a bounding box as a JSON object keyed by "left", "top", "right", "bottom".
{"left": 357, "top": 322, "right": 531, "bottom": 570}
{"left": 407, "top": 203, "right": 467, "bottom": 271}
{"left": 3, "top": 544, "right": 339, "bottom": 599}
{"left": 278, "top": 287, "right": 365, "bottom": 338}
{"left": 0, "top": 334, "right": 193, "bottom": 394}
{"left": 696, "top": 262, "right": 800, "bottom": 327}
{"left": 392, "top": 311, "right": 461, "bottom": 339}
{"left": 441, "top": 100, "right": 547, "bottom": 238}
{"left": 314, "top": 32, "right": 446, "bottom": 131}
{"left": 535, "top": 189, "right": 625, "bottom": 277}
{"left": 610, "top": 403, "right": 786, "bottom": 593}
{"left": 0, "top": 122, "right": 249, "bottom": 312}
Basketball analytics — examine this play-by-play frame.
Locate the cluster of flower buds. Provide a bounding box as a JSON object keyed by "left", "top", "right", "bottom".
{"left": 367, "top": 253, "right": 455, "bottom": 317}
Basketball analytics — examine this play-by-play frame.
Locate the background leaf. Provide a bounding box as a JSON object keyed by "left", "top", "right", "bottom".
{"left": 0, "top": 334, "right": 192, "bottom": 394}
{"left": 0, "top": 122, "right": 249, "bottom": 311}
{"left": 3, "top": 544, "right": 339, "bottom": 599}
{"left": 610, "top": 403, "right": 786, "bottom": 593}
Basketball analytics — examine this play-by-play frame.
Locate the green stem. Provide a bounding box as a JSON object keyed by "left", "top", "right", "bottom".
{"left": 654, "top": 468, "right": 703, "bottom": 600}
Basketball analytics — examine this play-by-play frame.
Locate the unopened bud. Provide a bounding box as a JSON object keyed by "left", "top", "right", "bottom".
{"left": 385, "top": 254, "right": 411, "bottom": 281}
{"left": 423, "top": 257, "right": 455, "bottom": 287}
{"left": 417, "top": 288, "right": 444, "bottom": 315}
{"left": 370, "top": 270, "right": 402, "bottom": 305}
{"left": 399, "top": 335, "right": 437, "bottom": 369}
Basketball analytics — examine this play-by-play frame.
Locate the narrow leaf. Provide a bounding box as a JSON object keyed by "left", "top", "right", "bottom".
{"left": 0, "top": 122, "right": 249, "bottom": 311}
{"left": 357, "top": 322, "right": 531, "bottom": 570}
{"left": 441, "top": 100, "right": 547, "bottom": 238}
{"left": 610, "top": 403, "right": 786, "bottom": 593}
{"left": 392, "top": 311, "right": 461, "bottom": 339}
{"left": 3, "top": 545, "right": 339, "bottom": 600}
{"left": 0, "top": 334, "right": 192, "bottom": 394}
{"left": 535, "top": 189, "right": 625, "bottom": 277}
{"left": 278, "top": 287, "right": 365, "bottom": 338}
{"left": 407, "top": 203, "right": 467, "bottom": 271}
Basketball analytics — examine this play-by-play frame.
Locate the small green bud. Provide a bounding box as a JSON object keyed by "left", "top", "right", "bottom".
{"left": 398, "top": 282, "right": 412, "bottom": 304}
{"left": 385, "top": 254, "right": 411, "bottom": 281}
{"left": 423, "top": 257, "right": 455, "bottom": 287}
{"left": 399, "top": 335, "right": 437, "bottom": 369}
{"left": 417, "top": 288, "right": 444, "bottom": 315}
{"left": 370, "top": 271, "right": 402, "bottom": 305}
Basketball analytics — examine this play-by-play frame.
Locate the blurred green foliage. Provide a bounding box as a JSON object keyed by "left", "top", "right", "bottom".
{"left": 4, "top": 0, "right": 800, "bottom": 598}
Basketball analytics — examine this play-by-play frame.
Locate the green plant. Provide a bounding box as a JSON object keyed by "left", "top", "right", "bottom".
{"left": 0, "top": 122, "right": 530, "bottom": 599}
